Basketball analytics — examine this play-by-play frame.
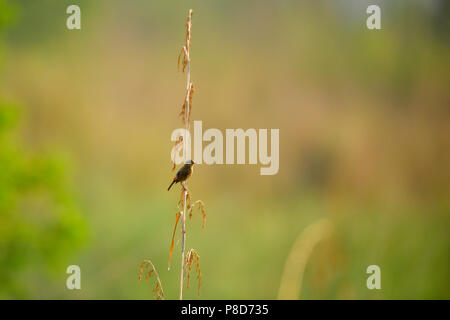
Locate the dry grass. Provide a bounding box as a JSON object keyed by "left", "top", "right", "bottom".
{"left": 185, "top": 249, "right": 202, "bottom": 296}
{"left": 168, "top": 211, "right": 181, "bottom": 270}
{"left": 172, "top": 136, "right": 183, "bottom": 171}
{"left": 277, "top": 218, "right": 333, "bottom": 300}
{"left": 138, "top": 260, "right": 165, "bottom": 300}
{"left": 188, "top": 200, "right": 207, "bottom": 231}
{"left": 139, "top": 9, "right": 207, "bottom": 300}
{"left": 175, "top": 9, "right": 207, "bottom": 300}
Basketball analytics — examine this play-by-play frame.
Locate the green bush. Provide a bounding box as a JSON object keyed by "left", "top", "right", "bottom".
{"left": 0, "top": 102, "right": 87, "bottom": 298}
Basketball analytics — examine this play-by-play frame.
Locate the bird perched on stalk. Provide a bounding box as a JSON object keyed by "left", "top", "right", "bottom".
{"left": 167, "top": 160, "right": 195, "bottom": 191}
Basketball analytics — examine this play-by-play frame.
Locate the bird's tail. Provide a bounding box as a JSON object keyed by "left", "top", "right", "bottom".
{"left": 167, "top": 180, "right": 176, "bottom": 191}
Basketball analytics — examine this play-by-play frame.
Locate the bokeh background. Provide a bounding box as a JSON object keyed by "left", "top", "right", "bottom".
{"left": 0, "top": 0, "right": 449, "bottom": 299}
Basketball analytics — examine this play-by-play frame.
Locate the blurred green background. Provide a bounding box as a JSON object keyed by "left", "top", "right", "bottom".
{"left": 0, "top": 0, "right": 448, "bottom": 299}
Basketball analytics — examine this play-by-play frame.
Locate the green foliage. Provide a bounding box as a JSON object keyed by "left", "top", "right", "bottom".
{"left": 0, "top": 102, "right": 87, "bottom": 298}
{"left": 0, "top": 0, "right": 86, "bottom": 299}
{"left": 0, "top": 0, "right": 17, "bottom": 32}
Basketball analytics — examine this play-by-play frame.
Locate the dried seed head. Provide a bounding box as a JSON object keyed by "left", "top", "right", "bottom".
{"left": 179, "top": 82, "right": 194, "bottom": 126}
{"left": 178, "top": 46, "right": 188, "bottom": 73}
{"left": 138, "top": 260, "right": 165, "bottom": 300}
{"left": 188, "top": 199, "right": 207, "bottom": 230}
{"left": 172, "top": 136, "right": 183, "bottom": 170}
{"left": 184, "top": 249, "right": 201, "bottom": 296}
{"left": 177, "top": 10, "right": 194, "bottom": 73}
{"left": 185, "top": 9, "right": 193, "bottom": 53}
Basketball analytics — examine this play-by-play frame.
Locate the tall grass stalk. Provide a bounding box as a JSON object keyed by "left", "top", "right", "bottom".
{"left": 179, "top": 9, "right": 193, "bottom": 300}
{"left": 277, "top": 218, "right": 333, "bottom": 300}
{"left": 140, "top": 9, "right": 203, "bottom": 300}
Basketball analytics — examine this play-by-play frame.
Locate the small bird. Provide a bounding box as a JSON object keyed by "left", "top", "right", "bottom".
{"left": 167, "top": 160, "right": 195, "bottom": 191}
